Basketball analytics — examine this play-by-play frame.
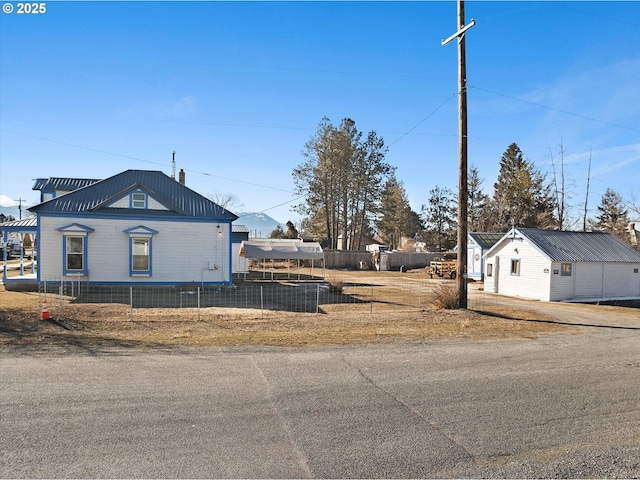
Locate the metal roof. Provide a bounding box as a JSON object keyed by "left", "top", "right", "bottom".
{"left": 240, "top": 240, "right": 324, "bottom": 260}
{"left": 0, "top": 216, "right": 37, "bottom": 229}
{"left": 232, "top": 224, "right": 250, "bottom": 233}
{"left": 469, "top": 232, "right": 504, "bottom": 250}
{"left": 33, "top": 177, "right": 101, "bottom": 192}
{"left": 29, "top": 170, "right": 238, "bottom": 220}
{"left": 517, "top": 228, "right": 640, "bottom": 263}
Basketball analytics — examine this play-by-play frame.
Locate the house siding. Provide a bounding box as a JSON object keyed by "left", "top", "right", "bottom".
{"left": 574, "top": 263, "right": 604, "bottom": 298}
{"left": 109, "top": 195, "right": 168, "bottom": 210}
{"left": 604, "top": 263, "right": 640, "bottom": 298}
{"left": 549, "top": 261, "right": 576, "bottom": 301}
{"left": 39, "top": 216, "right": 231, "bottom": 284}
{"left": 496, "top": 239, "right": 551, "bottom": 301}
{"left": 467, "top": 241, "right": 483, "bottom": 280}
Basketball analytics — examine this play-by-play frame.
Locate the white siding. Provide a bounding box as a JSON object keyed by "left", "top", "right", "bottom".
{"left": 467, "top": 243, "right": 483, "bottom": 280}
{"left": 485, "top": 240, "right": 551, "bottom": 301}
{"left": 574, "top": 263, "right": 604, "bottom": 298}
{"left": 39, "top": 216, "right": 231, "bottom": 284}
{"left": 548, "top": 262, "right": 575, "bottom": 301}
{"left": 109, "top": 196, "right": 168, "bottom": 210}
{"left": 603, "top": 263, "right": 640, "bottom": 298}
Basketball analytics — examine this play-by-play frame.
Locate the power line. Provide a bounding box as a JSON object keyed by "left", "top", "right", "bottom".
{"left": 470, "top": 85, "right": 640, "bottom": 133}
{"left": 1, "top": 128, "right": 296, "bottom": 194}
{"left": 388, "top": 93, "right": 457, "bottom": 147}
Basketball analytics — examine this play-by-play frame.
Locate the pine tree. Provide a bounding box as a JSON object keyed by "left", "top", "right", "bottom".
{"left": 421, "top": 186, "right": 456, "bottom": 251}
{"left": 492, "top": 143, "right": 555, "bottom": 231}
{"left": 594, "top": 188, "right": 629, "bottom": 242}
{"left": 467, "top": 165, "right": 491, "bottom": 232}
{"left": 293, "top": 117, "right": 393, "bottom": 249}
{"left": 377, "top": 175, "right": 422, "bottom": 250}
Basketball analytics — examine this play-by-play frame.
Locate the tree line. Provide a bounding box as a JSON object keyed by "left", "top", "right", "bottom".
{"left": 287, "top": 117, "right": 635, "bottom": 251}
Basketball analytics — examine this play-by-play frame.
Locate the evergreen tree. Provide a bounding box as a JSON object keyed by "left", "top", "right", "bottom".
{"left": 467, "top": 165, "right": 491, "bottom": 232}
{"left": 269, "top": 225, "right": 286, "bottom": 239}
{"left": 293, "top": 117, "right": 393, "bottom": 249}
{"left": 593, "top": 188, "right": 630, "bottom": 242}
{"left": 421, "top": 186, "right": 456, "bottom": 251}
{"left": 284, "top": 221, "right": 299, "bottom": 239}
{"left": 492, "top": 143, "right": 555, "bottom": 231}
{"left": 377, "top": 175, "right": 423, "bottom": 250}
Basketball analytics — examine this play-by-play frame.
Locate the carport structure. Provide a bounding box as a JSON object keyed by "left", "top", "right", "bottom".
{"left": 1, "top": 216, "right": 38, "bottom": 289}
{"left": 239, "top": 240, "right": 324, "bottom": 281}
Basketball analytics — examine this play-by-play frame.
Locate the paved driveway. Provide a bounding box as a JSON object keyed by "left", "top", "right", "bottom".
{"left": 2, "top": 305, "right": 640, "bottom": 479}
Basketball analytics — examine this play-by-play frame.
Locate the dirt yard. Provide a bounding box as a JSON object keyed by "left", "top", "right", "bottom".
{"left": 0, "top": 268, "right": 578, "bottom": 351}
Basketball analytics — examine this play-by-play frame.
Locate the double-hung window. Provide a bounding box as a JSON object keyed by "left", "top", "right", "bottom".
{"left": 65, "top": 236, "right": 84, "bottom": 271}
{"left": 132, "top": 238, "right": 150, "bottom": 272}
{"left": 57, "top": 224, "right": 94, "bottom": 276}
{"left": 124, "top": 226, "right": 157, "bottom": 277}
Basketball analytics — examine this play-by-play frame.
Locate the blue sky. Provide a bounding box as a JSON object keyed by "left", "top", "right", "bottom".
{"left": 1, "top": 1, "right": 639, "bottom": 227}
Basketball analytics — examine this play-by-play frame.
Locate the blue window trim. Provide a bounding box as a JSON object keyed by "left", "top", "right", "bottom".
{"left": 57, "top": 224, "right": 94, "bottom": 277}
{"left": 130, "top": 191, "right": 148, "bottom": 209}
{"left": 129, "top": 236, "right": 153, "bottom": 276}
{"left": 62, "top": 235, "right": 88, "bottom": 276}
{"left": 124, "top": 226, "right": 158, "bottom": 277}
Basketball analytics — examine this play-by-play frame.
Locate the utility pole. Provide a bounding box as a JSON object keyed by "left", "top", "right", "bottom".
{"left": 14, "top": 198, "right": 25, "bottom": 220}
{"left": 442, "top": 0, "right": 474, "bottom": 309}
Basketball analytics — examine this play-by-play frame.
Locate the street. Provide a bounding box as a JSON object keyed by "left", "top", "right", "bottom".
{"left": 1, "top": 312, "right": 639, "bottom": 478}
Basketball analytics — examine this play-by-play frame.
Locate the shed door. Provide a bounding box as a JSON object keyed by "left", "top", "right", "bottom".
{"left": 574, "top": 263, "right": 603, "bottom": 298}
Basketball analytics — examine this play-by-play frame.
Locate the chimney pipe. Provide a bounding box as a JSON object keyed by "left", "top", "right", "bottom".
{"left": 179, "top": 168, "right": 185, "bottom": 185}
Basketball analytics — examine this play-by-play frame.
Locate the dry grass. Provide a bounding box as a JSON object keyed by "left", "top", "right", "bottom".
{"left": 428, "top": 283, "right": 460, "bottom": 309}
{"left": 0, "top": 281, "right": 569, "bottom": 350}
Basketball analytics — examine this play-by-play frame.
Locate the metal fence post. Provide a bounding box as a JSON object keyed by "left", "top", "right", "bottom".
{"left": 316, "top": 283, "right": 320, "bottom": 315}
{"left": 260, "top": 286, "right": 264, "bottom": 319}
{"left": 370, "top": 285, "right": 374, "bottom": 313}
{"left": 129, "top": 286, "right": 133, "bottom": 321}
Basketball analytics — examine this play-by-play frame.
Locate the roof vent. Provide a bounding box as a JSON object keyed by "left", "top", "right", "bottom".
{"left": 179, "top": 169, "right": 185, "bottom": 185}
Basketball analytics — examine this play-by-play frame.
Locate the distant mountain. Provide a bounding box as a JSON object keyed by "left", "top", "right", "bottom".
{"left": 0, "top": 206, "right": 28, "bottom": 222}
{"left": 234, "top": 212, "right": 284, "bottom": 238}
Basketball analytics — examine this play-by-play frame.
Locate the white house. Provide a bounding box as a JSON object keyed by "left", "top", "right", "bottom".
{"left": 28, "top": 169, "right": 238, "bottom": 287}
{"left": 467, "top": 232, "right": 503, "bottom": 281}
{"left": 483, "top": 228, "right": 640, "bottom": 302}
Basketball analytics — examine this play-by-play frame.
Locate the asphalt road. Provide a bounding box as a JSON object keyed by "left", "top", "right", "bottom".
{"left": 1, "top": 306, "right": 640, "bottom": 478}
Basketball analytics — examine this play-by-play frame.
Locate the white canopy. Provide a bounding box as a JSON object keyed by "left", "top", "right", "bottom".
{"left": 240, "top": 240, "right": 324, "bottom": 260}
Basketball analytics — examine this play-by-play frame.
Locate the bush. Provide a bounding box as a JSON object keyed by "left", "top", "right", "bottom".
{"left": 429, "top": 283, "right": 459, "bottom": 310}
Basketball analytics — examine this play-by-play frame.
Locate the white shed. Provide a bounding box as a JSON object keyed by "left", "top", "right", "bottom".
{"left": 484, "top": 228, "right": 640, "bottom": 302}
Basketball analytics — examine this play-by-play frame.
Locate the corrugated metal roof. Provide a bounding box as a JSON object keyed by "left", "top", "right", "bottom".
{"left": 32, "top": 177, "right": 101, "bottom": 192}
{"left": 0, "top": 216, "right": 37, "bottom": 228}
{"left": 240, "top": 240, "right": 324, "bottom": 260}
{"left": 518, "top": 228, "right": 640, "bottom": 262}
{"left": 29, "top": 170, "right": 238, "bottom": 220}
{"left": 232, "top": 224, "right": 250, "bottom": 233}
{"left": 469, "top": 232, "right": 504, "bottom": 250}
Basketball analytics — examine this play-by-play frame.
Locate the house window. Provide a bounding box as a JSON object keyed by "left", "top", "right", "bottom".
{"left": 561, "top": 263, "right": 572, "bottom": 276}
{"left": 124, "top": 225, "right": 157, "bottom": 276}
{"left": 64, "top": 236, "right": 85, "bottom": 273}
{"left": 131, "top": 237, "right": 151, "bottom": 274}
{"left": 486, "top": 263, "right": 493, "bottom": 277}
{"left": 131, "top": 192, "right": 146, "bottom": 209}
{"left": 510, "top": 259, "right": 521, "bottom": 276}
